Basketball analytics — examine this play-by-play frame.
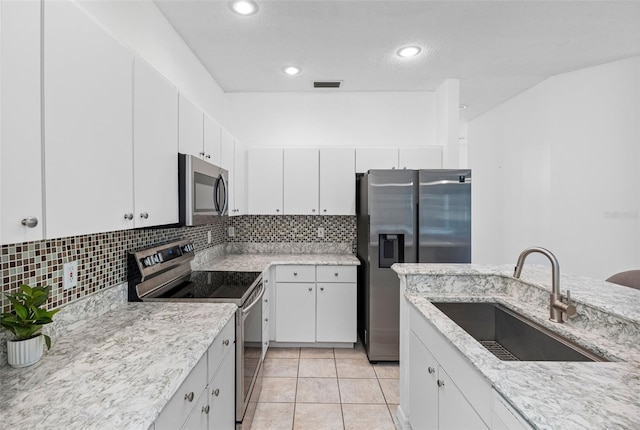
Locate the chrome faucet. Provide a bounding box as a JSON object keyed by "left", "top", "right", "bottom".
{"left": 513, "top": 246, "right": 577, "bottom": 323}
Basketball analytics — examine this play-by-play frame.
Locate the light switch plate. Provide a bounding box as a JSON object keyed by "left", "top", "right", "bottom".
{"left": 63, "top": 261, "right": 78, "bottom": 290}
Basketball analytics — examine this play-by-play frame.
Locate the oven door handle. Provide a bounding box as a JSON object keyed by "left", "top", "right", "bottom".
{"left": 241, "top": 282, "right": 265, "bottom": 316}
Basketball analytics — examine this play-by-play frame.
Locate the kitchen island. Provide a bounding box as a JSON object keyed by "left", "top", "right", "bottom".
{"left": 393, "top": 263, "right": 640, "bottom": 430}
{"left": 0, "top": 301, "right": 236, "bottom": 429}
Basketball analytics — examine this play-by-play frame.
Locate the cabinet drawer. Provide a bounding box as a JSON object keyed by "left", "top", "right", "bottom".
{"left": 207, "top": 317, "right": 235, "bottom": 383}
{"left": 156, "top": 353, "right": 207, "bottom": 430}
{"left": 276, "top": 265, "right": 315, "bottom": 282}
{"left": 317, "top": 265, "right": 357, "bottom": 283}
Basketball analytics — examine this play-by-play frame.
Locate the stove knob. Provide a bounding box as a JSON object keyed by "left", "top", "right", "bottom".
{"left": 157, "top": 253, "right": 164, "bottom": 262}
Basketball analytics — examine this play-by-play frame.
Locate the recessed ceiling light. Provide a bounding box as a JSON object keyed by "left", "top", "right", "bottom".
{"left": 283, "top": 66, "right": 301, "bottom": 76}
{"left": 231, "top": 1, "right": 258, "bottom": 16}
{"left": 396, "top": 46, "right": 421, "bottom": 58}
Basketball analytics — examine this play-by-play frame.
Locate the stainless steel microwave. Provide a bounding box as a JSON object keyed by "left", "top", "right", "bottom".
{"left": 178, "top": 153, "right": 229, "bottom": 226}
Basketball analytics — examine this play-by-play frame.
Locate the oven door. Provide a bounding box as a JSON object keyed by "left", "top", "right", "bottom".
{"left": 236, "top": 281, "right": 264, "bottom": 424}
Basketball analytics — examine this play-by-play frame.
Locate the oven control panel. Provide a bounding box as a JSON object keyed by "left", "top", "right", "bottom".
{"left": 132, "top": 239, "right": 196, "bottom": 277}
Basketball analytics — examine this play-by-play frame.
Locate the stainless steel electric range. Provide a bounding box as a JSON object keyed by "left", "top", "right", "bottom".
{"left": 128, "top": 239, "right": 264, "bottom": 430}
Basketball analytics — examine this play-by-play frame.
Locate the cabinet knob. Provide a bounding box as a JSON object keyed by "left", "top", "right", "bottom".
{"left": 437, "top": 379, "right": 445, "bottom": 387}
{"left": 428, "top": 366, "right": 435, "bottom": 374}
{"left": 205, "top": 154, "right": 211, "bottom": 159}
{"left": 124, "top": 213, "right": 133, "bottom": 220}
{"left": 202, "top": 405, "right": 210, "bottom": 414}
{"left": 199, "top": 151, "right": 205, "bottom": 156}
{"left": 264, "top": 318, "right": 269, "bottom": 322}
{"left": 276, "top": 209, "right": 280, "bottom": 212}
{"left": 212, "top": 388, "right": 220, "bottom": 397}
{"left": 320, "top": 287, "right": 324, "bottom": 291}
{"left": 293, "top": 272, "right": 298, "bottom": 276}
{"left": 312, "top": 209, "right": 316, "bottom": 212}
{"left": 223, "top": 339, "right": 230, "bottom": 346}
{"left": 140, "top": 212, "right": 149, "bottom": 219}
{"left": 323, "top": 209, "right": 327, "bottom": 213}
{"left": 185, "top": 392, "right": 194, "bottom": 402}
{"left": 264, "top": 298, "right": 268, "bottom": 303}
{"left": 334, "top": 272, "right": 339, "bottom": 277}
{"left": 308, "top": 287, "right": 313, "bottom": 292}
{"left": 21, "top": 217, "right": 38, "bottom": 228}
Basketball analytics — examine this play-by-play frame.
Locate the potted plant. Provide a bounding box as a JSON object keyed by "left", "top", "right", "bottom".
{"left": 1, "top": 284, "right": 60, "bottom": 367}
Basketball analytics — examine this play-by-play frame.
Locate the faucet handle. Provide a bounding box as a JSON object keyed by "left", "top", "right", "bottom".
{"left": 564, "top": 290, "right": 577, "bottom": 318}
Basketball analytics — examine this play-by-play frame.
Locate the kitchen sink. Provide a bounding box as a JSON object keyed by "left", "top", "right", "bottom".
{"left": 431, "top": 302, "right": 609, "bottom": 362}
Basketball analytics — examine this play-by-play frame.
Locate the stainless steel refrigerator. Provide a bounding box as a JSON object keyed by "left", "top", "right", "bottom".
{"left": 356, "top": 169, "right": 471, "bottom": 361}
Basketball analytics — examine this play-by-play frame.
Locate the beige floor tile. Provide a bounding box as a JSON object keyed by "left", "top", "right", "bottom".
{"left": 333, "top": 344, "right": 368, "bottom": 360}
{"left": 342, "top": 404, "right": 396, "bottom": 430}
{"left": 336, "top": 358, "right": 376, "bottom": 378}
{"left": 296, "top": 377, "right": 341, "bottom": 403}
{"left": 300, "top": 347, "right": 334, "bottom": 358}
{"left": 338, "top": 378, "right": 385, "bottom": 404}
{"left": 250, "top": 402, "right": 295, "bottom": 430}
{"left": 263, "top": 358, "right": 299, "bottom": 377}
{"left": 259, "top": 377, "right": 298, "bottom": 402}
{"left": 267, "top": 347, "right": 300, "bottom": 359}
{"left": 293, "top": 403, "right": 344, "bottom": 430}
{"left": 373, "top": 362, "right": 400, "bottom": 379}
{"left": 387, "top": 404, "right": 399, "bottom": 422}
{"left": 298, "top": 358, "right": 337, "bottom": 378}
{"left": 379, "top": 379, "right": 400, "bottom": 404}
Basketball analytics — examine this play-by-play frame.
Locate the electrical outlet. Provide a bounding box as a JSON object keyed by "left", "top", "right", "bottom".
{"left": 228, "top": 226, "right": 235, "bottom": 237}
{"left": 63, "top": 261, "right": 78, "bottom": 290}
{"left": 317, "top": 227, "right": 325, "bottom": 238}
{"left": 207, "top": 230, "right": 212, "bottom": 244}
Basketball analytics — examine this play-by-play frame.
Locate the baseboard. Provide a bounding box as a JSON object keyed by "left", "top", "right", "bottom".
{"left": 268, "top": 341, "right": 355, "bottom": 349}
{"left": 395, "top": 405, "right": 412, "bottom": 430}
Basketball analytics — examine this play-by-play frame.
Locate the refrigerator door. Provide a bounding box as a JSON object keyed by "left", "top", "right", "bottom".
{"left": 418, "top": 170, "right": 471, "bottom": 263}
{"left": 366, "top": 169, "right": 417, "bottom": 361}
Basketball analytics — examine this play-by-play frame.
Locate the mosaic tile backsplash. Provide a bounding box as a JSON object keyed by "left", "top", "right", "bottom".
{"left": 1, "top": 215, "right": 356, "bottom": 314}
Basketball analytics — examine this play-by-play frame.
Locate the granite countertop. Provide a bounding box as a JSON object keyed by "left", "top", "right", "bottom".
{"left": 0, "top": 302, "right": 237, "bottom": 430}
{"left": 394, "top": 264, "right": 640, "bottom": 430}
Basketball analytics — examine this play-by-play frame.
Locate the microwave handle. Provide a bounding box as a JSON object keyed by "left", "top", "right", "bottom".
{"left": 215, "top": 173, "right": 228, "bottom": 215}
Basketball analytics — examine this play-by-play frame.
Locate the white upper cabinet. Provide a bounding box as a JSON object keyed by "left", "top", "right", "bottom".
{"left": 319, "top": 148, "right": 355, "bottom": 215}
{"left": 355, "top": 148, "right": 399, "bottom": 172}
{"left": 398, "top": 147, "right": 443, "bottom": 169}
{"left": 178, "top": 94, "right": 204, "bottom": 158}
{"left": 203, "top": 114, "right": 222, "bottom": 165}
{"left": 133, "top": 58, "right": 179, "bottom": 228}
{"left": 0, "top": 0, "right": 43, "bottom": 244}
{"left": 220, "top": 128, "right": 235, "bottom": 172}
{"left": 44, "top": 1, "right": 134, "bottom": 238}
{"left": 248, "top": 148, "right": 283, "bottom": 215}
{"left": 231, "top": 140, "right": 247, "bottom": 216}
{"left": 283, "top": 149, "right": 319, "bottom": 215}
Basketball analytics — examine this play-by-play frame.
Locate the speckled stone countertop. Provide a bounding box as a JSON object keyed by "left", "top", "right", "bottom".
{"left": 394, "top": 263, "right": 640, "bottom": 430}
{"left": 0, "top": 302, "right": 237, "bottom": 430}
{"left": 192, "top": 244, "right": 360, "bottom": 272}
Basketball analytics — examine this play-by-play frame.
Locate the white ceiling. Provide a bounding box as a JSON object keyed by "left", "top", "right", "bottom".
{"left": 154, "top": 0, "right": 640, "bottom": 120}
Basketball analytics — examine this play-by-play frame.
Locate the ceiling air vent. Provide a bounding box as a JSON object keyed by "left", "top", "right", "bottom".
{"left": 314, "top": 81, "right": 342, "bottom": 89}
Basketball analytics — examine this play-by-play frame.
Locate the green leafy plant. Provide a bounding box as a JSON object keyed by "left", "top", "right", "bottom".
{"left": 0, "top": 284, "right": 60, "bottom": 349}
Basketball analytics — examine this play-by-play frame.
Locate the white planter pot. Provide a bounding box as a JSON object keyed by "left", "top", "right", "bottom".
{"left": 7, "top": 335, "right": 44, "bottom": 368}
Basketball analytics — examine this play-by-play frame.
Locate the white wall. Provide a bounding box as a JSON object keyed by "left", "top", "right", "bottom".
{"left": 469, "top": 56, "right": 640, "bottom": 279}
{"left": 75, "top": 0, "right": 226, "bottom": 124}
{"left": 225, "top": 92, "right": 436, "bottom": 148}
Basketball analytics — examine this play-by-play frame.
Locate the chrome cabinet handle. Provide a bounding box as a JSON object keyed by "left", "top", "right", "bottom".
{"left": 140, "top": 212, "right": 149, "bottom": 219}
{"left": 293, "top": 272, "right": 298, "bottom": 276}
{"left": 223, "top": 339, "right": 230, "bottom": 346}
{"left": 437, "top": 380, "right": 445, "bottom": 387}
{"left": 264, "top": 318, "right": 269, "bottom": 322}
{"left": 276, "top": 208, "right": 280, "bottom": 212}
{"left": 320, "top": 287, "right": 324, "bottom": 291}
{"left": 212, "top": 388, "right": 220, "bottom": 397}
{"left": 202, "top": 405, "right": 210, "bottom": 414}
{"left": 264, "top": 298, "right": 268, "bottom": 303}
{"left": 428, "top": 367, "right": 435, "bottom": 374}
{"left": 308, "top": 287, "right": 313, "bottom": 292}
{"left": 199, "top": 151, "right": 205, "bottom": 157}
{"left": 185, "top": 392, "right": 194, "bottom": 402}
{"left": 334, "top": 272, "right": 339, "bottom": 277}
{"left": 21, "top": 217, "right": 38, "bottom": 228}
{"left": 205, "top": 154, "right": 211, "bottom": 159}
{"left": 312, "top": 209, "right": 316, "bottom": 212}
{"left": 124, "top": 213, "right": 133, "bottom": 220}
{"left": 323, "top": 209, "right": 327, "bottom": 213}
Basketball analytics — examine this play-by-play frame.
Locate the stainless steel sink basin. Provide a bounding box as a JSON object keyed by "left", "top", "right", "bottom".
{"left": 431, "top": 302, "right": 609, "bottom": 362}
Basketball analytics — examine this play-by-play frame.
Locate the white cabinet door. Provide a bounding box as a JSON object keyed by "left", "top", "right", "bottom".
{"left": 409, "top": 331, "right": 439, "bottom": 430}
{"left": 248, "top": 148, "right": 283, "bottom": 215}
{"left": 438, "top": 366, "right": 488, "bottom": 430}
{"left": 355, "top": 148, "right": 398, "bottom": 172}
{"left": 316, "top": 283, "right": 357, "bottom": 342}
{"left": 220, "top": 128, "right": 235, "bottom": 172}
{"left": 283, "top": 148, "right": 319, "bottom": 215}
{"left": 133, "top": 58, "right": 179, "bottom": 228}
{"left": 178, "top": 94, "right": 204, "bottom": 158}
{"left": 182, "top": 391, "right": 209, "bottom": 430}
{"left": 209, "top": 350, "right": 236, "bottom": 430}
{"left": 232, "top": 140, "right": 247, "bottom": 215}
{"left": 203, "top": 114, "right": 222, "bottom": 165}
{"left": 275, "top": 283, "right": 316, "bottom": 342}
{"left": 319, "top": 148, "right": 355, "bottom": 215}
{"left": 399, "top": 147, "right": 443, "bottom": 169}
{"left": 0, "top": 0, "right": 43, "bottom": 244}
{"left": 44, "top": 1, "right": 134, "bottom": 238}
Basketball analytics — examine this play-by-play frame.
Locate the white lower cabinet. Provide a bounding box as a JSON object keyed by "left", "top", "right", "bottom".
{"left": 155, "top": 317, "right": 235, "bottom": 430}
{"left": 490, "top": 389, "right": 533, "bottom": 430}
{"left": 275, "top": 265, "right": 357, "bottom": 344}
{"left": 407, "top": 303, "right": 490, "bottom": 430}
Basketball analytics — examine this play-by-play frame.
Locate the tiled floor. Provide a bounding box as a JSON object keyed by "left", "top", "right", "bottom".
{"left": 250, "top": 343, "right": 399, "bottom": 430}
